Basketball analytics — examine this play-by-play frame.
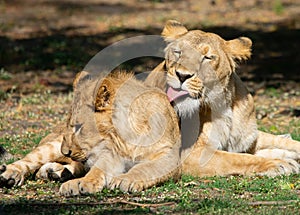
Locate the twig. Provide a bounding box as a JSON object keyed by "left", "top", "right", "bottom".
{"left": 248, "top": 200, "right": 298, "bottom": 206}
{"left": 19, "top": 199, "right": 176, "bottom": 208}
{"left": 118, "top": 199, "right": 175, "bottom": 207}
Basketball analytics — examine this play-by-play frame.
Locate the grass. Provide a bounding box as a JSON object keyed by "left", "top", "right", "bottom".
{"left": 273, "top": 0, "right": 284, "bottom": 15}
{"left": 0, "top": 174, "right": 299, "bottom": 214}
{"left": 0, "top": 132, "right": 46, "bottom": 161}
{"left": 0, "top": 118, "right": 299, "bottom": 214}
{"left": 0, "top": 68, "right": 12, "bottom": 80}
{"left": 0, "top": 90, "right": 299, "bottom": 214}
{"left": 258, "top": 118, "right": 300, "bottom": 141}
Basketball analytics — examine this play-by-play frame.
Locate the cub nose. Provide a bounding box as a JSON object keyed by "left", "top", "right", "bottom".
{"left": 175, "top": 71, "right": 193, "bottom": 83}
{"left": 61, "top": 145, "right": 72, "bottom": 157}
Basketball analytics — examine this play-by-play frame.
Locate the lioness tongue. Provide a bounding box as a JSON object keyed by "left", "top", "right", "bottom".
{"left": 167, "top": 87, "right": 189, "bottom": 102}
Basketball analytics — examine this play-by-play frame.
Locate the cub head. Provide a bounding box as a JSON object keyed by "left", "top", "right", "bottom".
{"left": 163, "top": 20, "right": 252, "bottom": 117}
{"left": 61, "top": 71, "right": 127, "bottom": 162}
{"left": 61, "top": 128, "right": 86, "bottom": 162}
{"left": 61, "top": 71, "right": 108, "bottom": 162}
{"left": 60, "top": 71, "right": 93, "bottom": 162}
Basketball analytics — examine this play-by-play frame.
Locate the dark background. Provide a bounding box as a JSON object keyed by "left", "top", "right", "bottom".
{"left": 0, "top": 0, "right": 299, "bottom": 94}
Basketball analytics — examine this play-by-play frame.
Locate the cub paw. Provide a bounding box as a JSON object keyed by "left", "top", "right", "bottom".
{"left": 0, "top": 164, "right": 24, "bottom": 188}
{"left": 109, "top": 175, "right": 144, "bottom": 192}
{"left": 36, "top": 162, "right": 75, "bottom": 182}
{"left": 59, "top": 178, "right": 104, "bottom": 196}
{"left": 258, "top": 159, "right": 299, "bottom": 177}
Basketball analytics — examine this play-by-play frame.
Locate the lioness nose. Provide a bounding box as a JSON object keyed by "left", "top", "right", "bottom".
{"left": 175, "top": 71, "right": 193, "bottom": 83}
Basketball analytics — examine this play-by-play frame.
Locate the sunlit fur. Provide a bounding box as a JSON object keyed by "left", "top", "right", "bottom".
{"left": 145, "top": 20, "right": 300, "bottom": 177}
{"left": 0, "top": 72, "right": 181, "bottom": 196}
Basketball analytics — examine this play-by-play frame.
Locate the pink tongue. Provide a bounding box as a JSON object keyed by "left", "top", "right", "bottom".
{"left": 167, "top": 87, "right": 189, "bottom": 102}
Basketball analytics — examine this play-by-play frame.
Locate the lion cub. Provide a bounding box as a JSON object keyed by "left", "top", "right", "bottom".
{"left": 58, "top": 72, "right": 181, "bottom": 196}
{"left": 0, "top": 71, "right": 181, "bottom": 196}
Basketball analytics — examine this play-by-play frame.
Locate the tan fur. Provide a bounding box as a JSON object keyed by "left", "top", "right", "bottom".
{"left": 59, "top": 71, "right": 182, "bottom": 196}
{"left": 145, "top": 20, "right": 300, "bottom": 176}
{"left": 0, "top": 71, "right": 181, "bottom": 196}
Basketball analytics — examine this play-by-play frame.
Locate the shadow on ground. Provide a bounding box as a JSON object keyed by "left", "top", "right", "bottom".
{"left": 0, "top": 24, "right": 299, "bottom": 94}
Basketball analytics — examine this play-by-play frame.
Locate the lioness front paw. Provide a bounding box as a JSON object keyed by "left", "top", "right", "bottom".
{"left": 36, "top": 162, "right": 75, "bottom": 182}
{"left": 0, "top": 164, "right": 24, "bottom": 188}
{"left": 258, "top": 159, "right": 299, "bottom": 176}
{"left": 59, "top": 178, "right": 104, "bottom": 196}
{"left": 109, "top": 175, "right": 144, "bottom": 192}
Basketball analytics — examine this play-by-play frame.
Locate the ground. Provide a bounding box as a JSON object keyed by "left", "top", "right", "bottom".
{"left": 0, "top": 0, "right": 299, "bottom": 214}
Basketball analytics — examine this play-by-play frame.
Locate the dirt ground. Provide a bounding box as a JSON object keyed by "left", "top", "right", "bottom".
{"left": 0, "top": 0, "right": 299, "bottom": 144}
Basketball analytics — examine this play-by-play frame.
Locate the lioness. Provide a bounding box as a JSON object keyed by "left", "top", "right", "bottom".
{"left": 145, "top": 20, "right": 300, "bottom": 174}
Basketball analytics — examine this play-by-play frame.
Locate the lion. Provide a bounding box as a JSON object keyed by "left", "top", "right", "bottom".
{"left": 145, "top": 20, "right": 300, "bottom": 176}
{"left": 0, "top": 21, "right": 299, "bottom": 196}
{"left": 0, "top": 71, "right": 182, "bottom": 196}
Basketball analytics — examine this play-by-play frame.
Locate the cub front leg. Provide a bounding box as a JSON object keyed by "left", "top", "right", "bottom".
{"left": 182, "top": 145, "right": 299, "bottom": 177}
{"left": 109, "top": 163, "right": 180, "bottom": 193}
{"left": 59, "top": 166, "right": 105, "bottom": 196}
{"left": 0, "top": 125, "right": 65, "bottom": 187}
{"left": 59, "top": 147, "right": 126, "bottom": 196}
{"left": 109, "top": 148, "right": 181, "bottom": 192}
{"left": 36, "top": 160, "right": 86, "bottom": 182}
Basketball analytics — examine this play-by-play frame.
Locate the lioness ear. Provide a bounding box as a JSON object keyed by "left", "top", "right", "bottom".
{"left": 226, "top": 37, "right": 252, "bottom": 61}
{"left": 95, "top": 79, "right": 113, "bottom": 111}
{"left": 162, "top": 20, "right": 188, "bottom": 42}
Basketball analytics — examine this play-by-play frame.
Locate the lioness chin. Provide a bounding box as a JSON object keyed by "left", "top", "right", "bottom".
{"left": 145, "top": 20, "right": 300, "bottom": 176}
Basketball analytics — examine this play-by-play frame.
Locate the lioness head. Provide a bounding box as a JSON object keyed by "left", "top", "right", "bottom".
{"left": 163, "top": 20, "right": 252, "bottom": 117}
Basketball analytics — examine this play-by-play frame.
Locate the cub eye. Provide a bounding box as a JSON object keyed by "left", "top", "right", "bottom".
{"left": 75, "top": 124, "right": 82, "bottom": 132}
{"left": 71, "top": 123, "right": 83, "bottom": 134}
{"left": 203, "top": 55, "right": 215, "bottom": 61}
{"left": 173, "top": 50, "right": 182, "bottom": 57}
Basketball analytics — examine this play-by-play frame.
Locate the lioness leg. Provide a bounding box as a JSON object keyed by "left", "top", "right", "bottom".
{"left": 254, "top": 131, "right": 300, "bottom": 160}
{"left": 182, "top": 145, "right": 299, "bottom": 177}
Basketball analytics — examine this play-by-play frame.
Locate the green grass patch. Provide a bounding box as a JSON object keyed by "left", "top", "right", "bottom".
{"left": 1, "top": 174, "right": 299, "bottom": 214}
{"left": 258, "top": 119, "right": 300, "bottom": 141}
{"left": 0, "top": 132, "right": 47, "bottom": 162}
{"left": 273, "top": 0, "right": 284, "bottom": 15}
{"left": 264, "top": 87, "right": 282, "bottom": 98}
{"left": 0, "top": 68, "right": 12, "bottom": 80}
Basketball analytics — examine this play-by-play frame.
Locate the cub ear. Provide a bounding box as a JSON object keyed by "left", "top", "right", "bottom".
{"left": 73, "top": 70, "right": 89, "bottom": 89}
{"left": 162, "top": 20, "right": 188, "bottom": 42}
{"left": 226, "top": 37, "right": 252, "bottom": 61}
{"left": 94, "top": 78, "right": 113, "bottom": 111}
